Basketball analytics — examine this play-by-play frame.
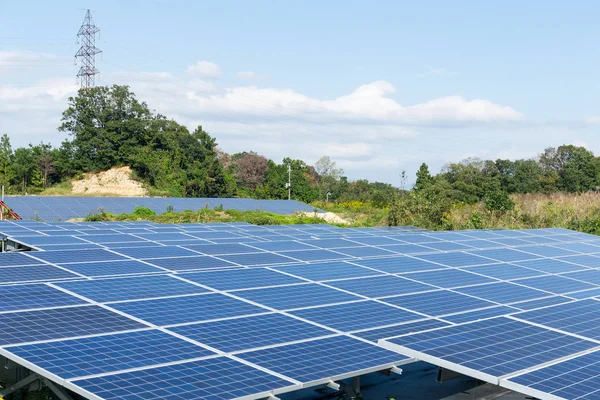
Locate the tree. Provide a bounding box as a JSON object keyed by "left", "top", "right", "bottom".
{"left": 414, "top": 163, "right": 432, "bottom": 192}
{"left": 232, "top": 152, "right": 269, "bottom": 191}
{"left": 314, "top": 156, "right": 344, "bottom": 200}
{"left": 0, "top": 134, "right": 14, "bottom": 188}
{"left": 59, "top": 85, "right": 154, "bottom": 172}
{"left": 11, "top": 147, "right": 35, "bottom": 193}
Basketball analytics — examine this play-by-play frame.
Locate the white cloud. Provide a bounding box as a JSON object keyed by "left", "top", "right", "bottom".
{"left": 0, "top": 53, "right": 529, "bottom": 183}
{"left": 418, "top": 66, "right": 458, "bottom": 78}
{"left": 187, "top": 61, "right": 221, "bottom": 79}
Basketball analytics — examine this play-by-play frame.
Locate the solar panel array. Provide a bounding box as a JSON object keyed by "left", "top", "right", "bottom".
{"left": 2, "top": 221, "right": 600, "bottom": 399}
{"left": 3, "top": 196, "right": 319, "bottom": 221}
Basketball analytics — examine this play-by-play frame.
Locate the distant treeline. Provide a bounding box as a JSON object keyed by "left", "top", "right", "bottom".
{"left": 0, "top": 85, "right": 397, "bottom": 204}
{"left": 389, "top": 145, "right": 600, "bottom": 228}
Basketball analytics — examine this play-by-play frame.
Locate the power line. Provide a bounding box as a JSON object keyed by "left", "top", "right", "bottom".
{"left": 74, "top": 9, "right": 101, "bottom": 88}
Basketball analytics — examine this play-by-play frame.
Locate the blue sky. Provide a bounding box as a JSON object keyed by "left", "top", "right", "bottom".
{"left": 2, "top": 0, "right": 600, "bottom": 185}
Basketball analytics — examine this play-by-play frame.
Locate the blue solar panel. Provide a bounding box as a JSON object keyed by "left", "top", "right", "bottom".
{"left": 234, "top": 284, "right": 360, "bottom": 310}
{"left": 325, "top": 275, "right": 435, "bottom": 298}
{"left": 382, "top": 317, "right": 598, "bottom": 379}
{"left": 382, "top": 290, "right": 497, "bottom": 317}
{"left": 6, "top": 330, "right": 215, "bottom": 379}
{"left": 179, "top": 268, "right": 303, "bottom": 291}
{"left": 462, "top": 263, "right": 545, "bottom": 280}
{"left": 469, "top": 248, "right": 540, "bottom": 262}
{"left": 237, "top": 336, "right": 409, "bottom": 383}
{"left": 31, "top": 249, "right": 128, "bottom": 264}
{"left": 144, "top": 255, "right": 239, "bottom": 271}
{"left": 352, "top": 319, "right": 450, "bottom": 342}
{"left": 276, "top": 249, "right": 350, "bottom": 262}
{"left": 56, "top": 275, "right": 210, "bottom": 302}
{"left": 516, "top": 275, "right": 598, "bottom": 294}
{"left": 510, "top": 296, "right": 572, "bottom": 311}
{"left": 558, "top": 254, "right": 600, "bottom": 268}
{"left": 0, "top": 265, "right": 80, "bottom": 284}
{"left": 517, "top": 245, "right": 578, "bottom": 258}
{"left": 414, "top": 252, "right": 494, "bottom": 267}
{"left": 274, "top": 261, "right": 379, "bottom": 281}
{"left": 506, "top": 350, "right": 600, "bottom": 400}
{"left": 404, "top": 269, "right": 497, "bottom": 288}
{"left": 169, "top": 313, "right": 333, "bottom": 352}
{"left": 246, "top": 240, "right": 318, "bottom": 252}
{"left": 0, "top": 284, "right": 86, "bottom": 312}
{"left": 440, "top": 306, "right": 518, "bottom": 324}
{"left": 513, "top": 258, "right": 588, "bottom": 273}
{"left": 514, "top": 299, "right": 600, "bottom": 340}
{"left": 456, "top": 282, "right": 550, "bottom": 303}
{"left": 110, "top": 293, "right": 267, "bottom": 325}
{"left": 352, "top": 256, "right": 445, "bottom": 274}
{"left": 182, "top": 243, "right": 262, "bottom": 255}
{"left": 421, "top": 241, "right": 475, "bottom": 251}
{"left": 334, "top": 246, "right": 396, "bottom": 258}
{"left": 378, "top": 243, "right": 436, "bottom": 254}
{"left": 217, "top": 252, "right": 299, "bottom": 266}
{"left": 72, "top": 356, "right": 297, "bottom": 400}
{"left": 0, "top": 252, "right": 45, "bottom": 266}
{"left": 113, "top": 246, "right": 199, "bottom": 259}
{"left": 0, "top": 306, "right": 145, "bottom": 346}
{"left": 57, "top": 260, "right": 166, "bottom": 277}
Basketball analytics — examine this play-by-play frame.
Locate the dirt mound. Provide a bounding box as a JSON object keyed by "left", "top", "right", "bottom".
{"left": 71, "top": 166, "right": 148, "bottom": 197}
{"left": 301, "top": 211, "right": 350, "bottom": 225}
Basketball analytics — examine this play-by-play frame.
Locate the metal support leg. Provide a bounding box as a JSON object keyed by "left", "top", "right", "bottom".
{"left": 0, "top": 373, "right": 39, "bottom": 397}
{"left": 353, "top": 376, "right": 360, "bottom": 396}
{"left": 43, "top": 378, "right": 75, "bottom": 400}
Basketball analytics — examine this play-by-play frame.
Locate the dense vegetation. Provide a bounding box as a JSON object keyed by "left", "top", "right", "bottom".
{"left": 0, "top": 85, "right": 396, "bottom": 203}
{"left": 388, "top": 151, "right": 600, "bottom": 233}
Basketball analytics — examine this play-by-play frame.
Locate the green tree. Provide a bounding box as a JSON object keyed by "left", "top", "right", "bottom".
{"left": 414, "top": 162, "right": 432, "bottom": 191}
{"left": 0, "top": 134, "right": 14, "bottom": 188}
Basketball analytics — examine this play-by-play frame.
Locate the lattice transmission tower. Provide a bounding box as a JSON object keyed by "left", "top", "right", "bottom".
{"left": 75, "top": 9, "right": 101, "bottom": 88}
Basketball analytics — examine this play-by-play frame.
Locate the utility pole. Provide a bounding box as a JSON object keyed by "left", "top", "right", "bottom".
{"left": 75, "top": 9, "right": 101, "bottom": 88}
{"left": 286, "top": 164, "right": 291, "bottom": 200}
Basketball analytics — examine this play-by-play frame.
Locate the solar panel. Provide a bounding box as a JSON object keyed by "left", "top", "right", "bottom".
{"left": 4, "top": 222, "right": 600, "bottom": 400}
{"left": 274, "top": 261, "right": 379, "bottom": 280}
{"left": 325, "top": 275, "right": 435, "bottom": 298}
{"left": 6, "top": 329, "right": 216, "bottom": 379}
{"left": 179, "top": 268, "right": 303, "bottom": 291}
{"left": 233, "top": 283, "right": 361, "bottom": 310}
{"left": 0, "top": 306, "right": 145, "bottom": 346}
{"left": 504, "top": 350, "right": 600, "bottom": 400}
{"left": 72, "top": 356, "right": 298, "bottom": 400}
{"left": 55, "top": 275, "right": 211, "bottom": 302}
{"left": 513, "top": 299, "right": 600, "bottom": 340}
{"left": 237, "top": 335, "right": 410, "bottom": 384}
{"left": 402, "top": 269, "right": 497, "bottom": 288}
{"left": 110, "top": 293, "right": 268, "bottom": 325}
{"left": 381, "top": 290, "right": 497, "bottom": 317}
{"left": 380, "top": 317, "right": 598, "bottom": 382}
{"left": 0, "top": 284, "right": 86, "bottom": 312}
{"left": 169, "top": 313, "right": 333, "bottom": 352}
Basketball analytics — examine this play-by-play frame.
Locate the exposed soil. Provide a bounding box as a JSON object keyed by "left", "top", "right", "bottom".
{"left": 71, "top": 166, "right": 148, "bottom": 197}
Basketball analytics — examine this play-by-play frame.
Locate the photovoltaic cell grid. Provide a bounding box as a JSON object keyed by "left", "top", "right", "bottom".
{"left": 4, "top": 222, "right": 600, "bottom": 400}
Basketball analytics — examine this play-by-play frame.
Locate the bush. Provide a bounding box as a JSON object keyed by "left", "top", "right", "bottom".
{"left": 484, "top": 191, "right": 515, "bottom": 212}
{"left": 130, "top": 206, "right": 156, "bottom": 219}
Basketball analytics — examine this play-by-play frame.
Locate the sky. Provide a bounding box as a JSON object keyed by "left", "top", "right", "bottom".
{"left": 2, "top": 0, "right": 600, "bottom": 186}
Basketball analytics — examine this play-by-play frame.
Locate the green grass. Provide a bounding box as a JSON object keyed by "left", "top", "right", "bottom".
{"left": 84, "top": 206, "right": 331, "bottom": 225}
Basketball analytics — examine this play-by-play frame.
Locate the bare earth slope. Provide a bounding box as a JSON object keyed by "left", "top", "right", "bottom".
{"left": 71, "top": 166, "right": 148, "bottom": 197}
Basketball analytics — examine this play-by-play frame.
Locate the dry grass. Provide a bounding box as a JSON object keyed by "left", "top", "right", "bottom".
{"left": 447, "top": 192, "right": 600, "bottom": 231}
